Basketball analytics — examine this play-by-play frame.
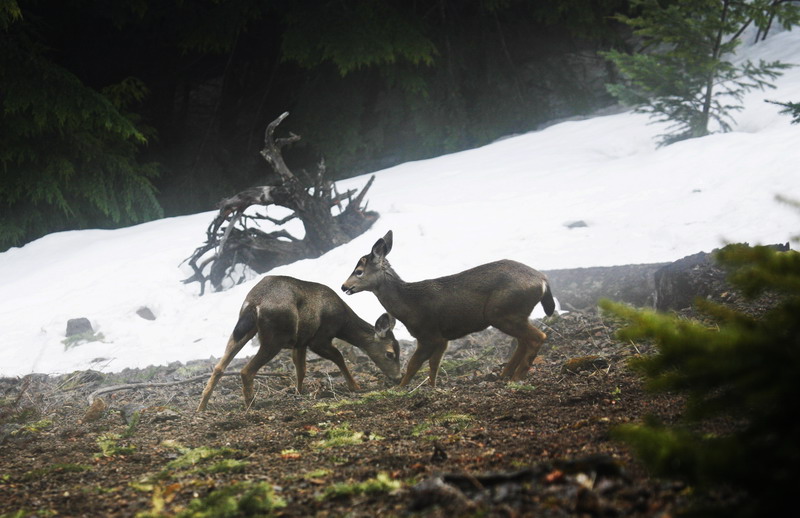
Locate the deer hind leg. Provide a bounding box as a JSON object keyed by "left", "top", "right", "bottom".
{"left": 240, "top": 341, "right": 284, "bottom": 408}
{"left": 495, "top": 319, "right": 547, "bottom": 381}
{"left": 197, "top": 329, "right": 256, "bottom": 412}
{"left": 241, "top": 320, "right": 293, "bottom": 408}
{"left": 291, "top": 346, "right": 308, "bottom": 394}
{"left": 310, "top": 340, "right": 360, "bottom": 391}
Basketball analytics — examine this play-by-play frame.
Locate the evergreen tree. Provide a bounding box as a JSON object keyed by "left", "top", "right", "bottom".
{"left": 767, "top": 99, "right": 800, "bottom": 123}
{"left": 603, "top": 0, "right": 800, "bottom": 145}
{"left": 600, "top": 212, "right": 800, "bottom": 516}
{"left": 0, "top": 3, "right": 163, "bottom": 250}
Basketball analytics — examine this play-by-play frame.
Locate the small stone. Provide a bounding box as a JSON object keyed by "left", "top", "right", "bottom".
{"left": 66, "top": 318, "right": 93, "bottom": 337}
{"left": 561, "top": 355, "right": 610, "bottom": 374}
{"left": 565, "top": 220, "right": 588, "bottom": 229}
{"left": 82, "top": 398, "right": 107, "bottom": 423}
{"left": 150, "top": 408, "right": 181, "bottom": 423}
{"left": 431, "top": 442, "right": 448, "bottom": 463}
{"left": 136, "top": 307, "right": 156, "bottom": 321}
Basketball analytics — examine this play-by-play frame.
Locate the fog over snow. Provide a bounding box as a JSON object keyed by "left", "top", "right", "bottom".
{"left": 1, "top": 29, "right": 799, "bottom": 377}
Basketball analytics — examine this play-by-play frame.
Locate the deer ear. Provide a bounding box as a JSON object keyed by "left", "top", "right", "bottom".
{"left": 383, "top": 230, "right": 393, "bottom": 253}
{"left": 374, "top": 313, "right": 396, "bottom": 337}
{"left": 371, "top": 230, "right": 393, "bottom": 259}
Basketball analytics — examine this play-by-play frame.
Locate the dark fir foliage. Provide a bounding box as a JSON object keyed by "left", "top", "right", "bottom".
{"left": 600, "top": 208, "right": 800, "bottom": 516}
{"left": 1, "top": 2, "right": 162, "bottom": 249}
{"left": 603, "top": 0, "right": 799, "bottom": 146}
{"left": 767, "top": 99, "right": 800, "bottom": 123}
{"left": 2, "top": 0, "right": 631, "bottom": 250}
{"left": 282, "top": 0, "right": 631, "bottom": 175}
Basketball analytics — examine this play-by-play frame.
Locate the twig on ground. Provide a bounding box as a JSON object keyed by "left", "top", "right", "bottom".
{"left": 409, "top": 377, "right": 430, "bottom": 394}
{"left": 86, "top": 372, "right": 286, "bottom": 405}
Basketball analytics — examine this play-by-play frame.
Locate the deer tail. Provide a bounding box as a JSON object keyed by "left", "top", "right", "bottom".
{"left": 232, "top": 305, "right": 257, "bottom": 342}
{"left": 541, "top": 281, "right": 555, "bottom": 316}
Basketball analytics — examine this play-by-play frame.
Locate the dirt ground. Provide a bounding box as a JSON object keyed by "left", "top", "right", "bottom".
{"left": 1, "top": 304, "right": 741, "bottom": 517}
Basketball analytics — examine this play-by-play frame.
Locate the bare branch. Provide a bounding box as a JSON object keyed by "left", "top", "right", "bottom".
{"left": 347, "top": 175, "right": 376, "bottom": 213}
{"left": 183, "top": 111, "right": 380, "bottom": 294}
{"left": 260, "top": 112, "right": 299, "bottom": 181}
{"left": 87, "top": 372, "right": 289, "bottom": 405}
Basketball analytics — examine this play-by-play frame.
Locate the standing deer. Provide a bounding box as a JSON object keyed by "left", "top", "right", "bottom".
{"left": 341, "top": 231, "right": 555, "bottom": 387}
{"left": 197, "top": 276, "right": 401, "bottom": 411}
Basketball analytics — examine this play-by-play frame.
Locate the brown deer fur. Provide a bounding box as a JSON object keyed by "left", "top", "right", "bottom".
{"left": 342, "top": 231, "right": 555, "bottom": 387}
{"left": 197, "top": 276, "right": 400, "bottom": 411}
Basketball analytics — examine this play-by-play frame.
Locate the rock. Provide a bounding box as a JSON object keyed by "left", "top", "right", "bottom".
{"left": 543, "top": 243, "right": 792, "bottom": 313}
{"left": 66, "top": 318, "right": 93, "bottom": 337}
{"left": 654, "top": 243, "right": 791, "bottom": 311}
{"left": 431, "top": 441, "right": 448, "bottom": 463}
{"left": 565, "top": 220, "right": 588, "bottom": 229}
{"left": 654, "top": 250, "right": 726, "bottom": 311}
{"left": 121, "top": 404, "right": 147, "bottom": 424}
{"left": 561, "top": 356, "right": 610, "bottom": 374}
{"left": 544, "top": 263, "right": 666, "bottom": 311}
{"left": 149, "top": 408, "right": 181, "bottom": 423}
{"left": 82, "top": 397, "right": 107, "bottom": 423}
{"left": 136, "top": 306, "right": 156, "bottom": 320}
{"left": 410, "top": 476, "right": 473, "bottom": 513}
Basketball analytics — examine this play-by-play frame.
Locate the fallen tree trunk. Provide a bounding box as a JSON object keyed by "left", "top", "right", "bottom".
{"left": 182, "top": 112, "right": 379, "bottom": 294}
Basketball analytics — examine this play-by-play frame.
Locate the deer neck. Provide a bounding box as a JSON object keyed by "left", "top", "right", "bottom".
{"left": 372, "top": 267, "right": 420, "bottom": 327}
{"left": 338, "top": 307, "right": 375, "bottom": 348}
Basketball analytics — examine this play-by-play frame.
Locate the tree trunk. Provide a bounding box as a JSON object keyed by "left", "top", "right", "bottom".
{"left": 697, "top": 0, "right": 731, "bottom": 138}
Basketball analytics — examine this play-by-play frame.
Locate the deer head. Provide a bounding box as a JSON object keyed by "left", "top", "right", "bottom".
{"left": 342, "top": 230, "right": 393, "bottom": 295}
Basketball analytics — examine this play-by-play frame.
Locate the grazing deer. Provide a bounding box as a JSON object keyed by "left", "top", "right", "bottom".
{"left": 197, "top": 276, "right": 401, "bottom": 411}
{"left": 341, "top": 231, "right": 555, "bottom": 387}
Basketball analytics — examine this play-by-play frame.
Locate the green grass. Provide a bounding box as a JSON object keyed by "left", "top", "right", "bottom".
{"left": 411, "top": 412, "right": 474, "bottom": 440}
{"left": 507, "top": 381, "right": 537, "bottom": 392}
{"left": 312, "top": 422, "right": 383, "bottom": 450}
{"left": 305, "top": 468, "right": 332, "bottom": 479}
{"left": 62, "top": 332, "right": 105, "bottom": 350}
{"left": 198, "top": 459, "right": 250, "bottom": 475}
{"left": 134, "top": 441, "right": 244, "bottom": 486}
{"left": 95, "top": 433, "right": 136, "bottom": 458}
{"left": 313, "top": 389, "right": 409, "bottom": 412}
{"left": 122, "top": 411, "right": 140, "bottom": 438}
{"left": 1, "top": 510, "right": 56, "bottom": 518}
{"left": 136, "top": 481, "right": 285, "bottom": 518}
{"left": 11, "top": 418, "right": 53, "bottom": 437}
{"left": 178, "top": 481, "right": 285, "bottom": 517}
{"left": 318, "top": 472, "right": 401, "bottom": 501}
{"left": 165, "top": 445, "right": 238, "bottom": 470}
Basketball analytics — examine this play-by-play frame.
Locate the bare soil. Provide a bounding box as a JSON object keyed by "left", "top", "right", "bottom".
{"left": 2, "top": 295, "right": 766, "bottom": 517}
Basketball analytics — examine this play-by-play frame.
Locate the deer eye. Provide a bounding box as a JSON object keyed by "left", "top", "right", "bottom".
{"left": 356, "top": 270, "right": 364, "bottom": 278}
{"left": 385, "top": 351, "right": 396, "bottom": 360}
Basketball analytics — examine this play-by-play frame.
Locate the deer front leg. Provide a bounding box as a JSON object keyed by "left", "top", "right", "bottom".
{"left": 399, "top": 339, "right": 442, "bottom": 387}
{"left": 310, "top": 340, "right": 361, "bottom": 391}
{"left": 426, "top": 340, "right": 449, "bottom": 388}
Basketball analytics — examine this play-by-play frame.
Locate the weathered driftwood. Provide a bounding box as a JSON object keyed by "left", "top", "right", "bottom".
{"left": 182, "top": 112, "right": 379, "bottom": 294}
